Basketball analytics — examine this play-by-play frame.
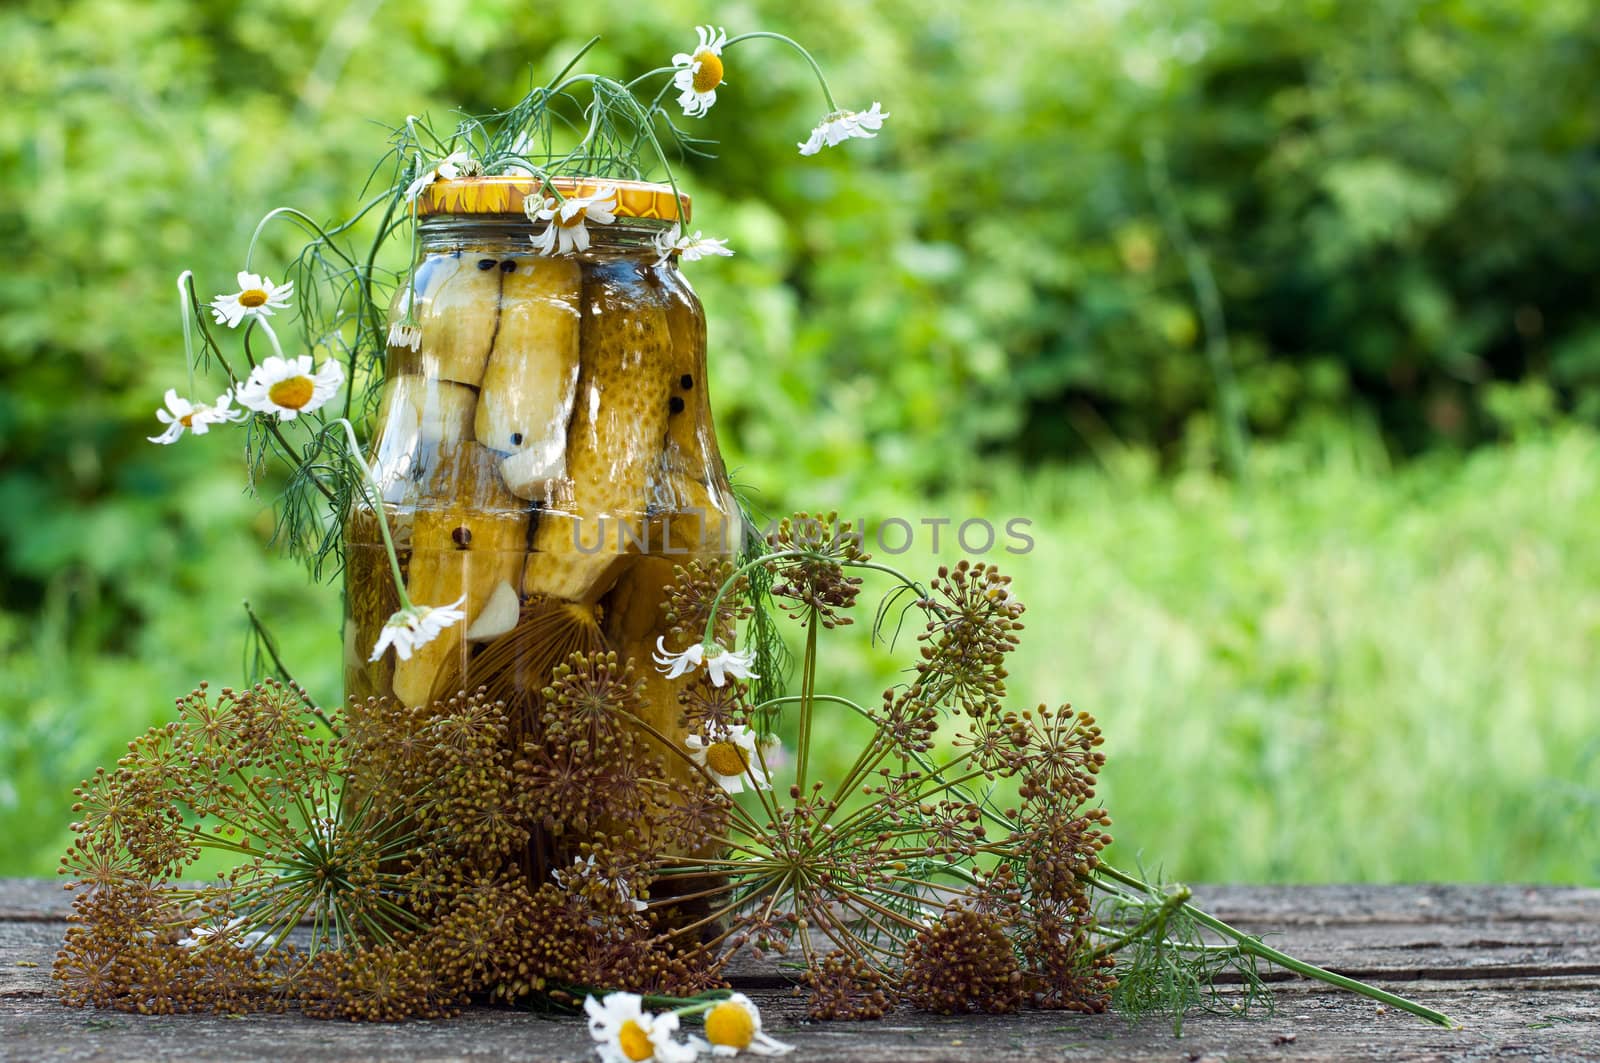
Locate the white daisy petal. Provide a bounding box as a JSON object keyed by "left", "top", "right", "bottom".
{"left": 387, "top": 321, "right": 422, "bottom": 351}
{"left": 798, "top": 102, "right": 891, "bottom": 156}
{"left": 704, "top": 645, "right": 759, "bottom": 688}
{"left": 405, "top": 151, "right": 482, "bottom": 202}
{"left": 653, "top": 636, "right": 706, "bottom": 679}
{"left": 369, "top": 594, "right": 466, "bottom": 663}
{"left": 652, "top": 224, "right": 735, "bottom": 266}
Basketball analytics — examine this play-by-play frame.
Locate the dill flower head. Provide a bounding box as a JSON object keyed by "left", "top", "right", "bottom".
{"left": 916, "top": 561, "right": 1026, "bottom": 716}
{"left": 662, "top": 559, "right": 750, "bottom": 645}
{"left": 901, "top": 906, "right": 1024, "bottom": 1015}
{"left": 764, "top": 512, "right": 868, "bottom": 628}
{"left": 801, "top": 951, "right": 894, "bottom": 1020}
{"left": 298, "top": 939, "right": 461, "bottom": 1022}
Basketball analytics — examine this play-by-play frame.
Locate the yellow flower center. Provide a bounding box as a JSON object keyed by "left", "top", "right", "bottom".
{"left": 704, "top": 740, "right": 747, "bottom": 778}
{"left": 557, "top": 206, "right": 588, "bottom": 228}
{"left": 618, "top": 1019, "right": 655, "bottom": 1061}
{"left": 179, "top": 412, "right": 196, "bottom": 428}
{"left": 705, "top": 1001, "right": 756, "bottom": 1049}
{"left": 238, "top": 288, "right": 270, "bottom": 308}
{"left": 268, "top": 375, "right": 316, "bottom": 410}
{"left": 692, "top": 50, "right": 724, "bottom": 93}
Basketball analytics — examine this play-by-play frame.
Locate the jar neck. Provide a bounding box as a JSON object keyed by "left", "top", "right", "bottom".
{"left": 418, "top": 214, "right": 673, "bottom": 258}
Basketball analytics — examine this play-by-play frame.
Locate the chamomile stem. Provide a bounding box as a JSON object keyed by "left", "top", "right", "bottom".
{"left": 331, "top": 418, "right": 412, "bottom": 610}
{"left": 176, "top": 271, "right": 197, "bottom": 394}
{"left": 255, "top": 317, "right": 289, "bottom": 362}
{"left": 724, "top": 32, "right": 839, "bottom": 113}
{"left": 1092, "top": 865, "right": 1456, "bottom": 1028}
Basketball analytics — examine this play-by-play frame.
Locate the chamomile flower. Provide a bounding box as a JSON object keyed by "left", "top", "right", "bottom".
{"left": 686, "top": 725, "right": 773, "bottom": 794}
{"left": 404, "top": 150, "right": 479, "bottom": 202}
{"left": 652, "top": 224, "right": 734, "bottom": 266}
{"left": 797, "top": 102, "right": 890, "bottom": 156}
{"left": 705, "top": 645, "right": 759, "bottom": 687}
{"left": 526, "top": 187, "right": 618, "bottom": 256}
{"left": 148, "top": 388, "right": 245, "bottom": 445}
{"left": 369, "top": 595, "right": 467, "bottom": 663}
{"left": 585, "top": 993, "right": 698, "bottom": 1063}
{"left": 701, "top": 993, "right": 793, "bottom": 1056}
{"left": 234, "top": 355, "right": 345, "bottom": 420}
{"left": 209, "top": 272, "right": 293, "bottom": 328}
{"left": 652, "top": 638, "right": 705, "bottom": 680}
{"left": 671, "top": 25, "right": 729, "bottom": 118}
{"left": 553, "top": 854, "right": 648, "bottom": 913}
{"left": 653, "top": 639, "right": 759, "bottom": 687}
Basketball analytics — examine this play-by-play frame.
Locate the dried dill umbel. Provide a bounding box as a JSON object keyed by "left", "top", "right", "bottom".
{"left": 54, "top": 521, "right": 1457, "bottom": 1031}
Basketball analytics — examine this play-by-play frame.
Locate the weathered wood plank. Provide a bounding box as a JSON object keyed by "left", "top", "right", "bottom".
{"left": 4, "top": 880, "right": 1598, "bottom": 1061}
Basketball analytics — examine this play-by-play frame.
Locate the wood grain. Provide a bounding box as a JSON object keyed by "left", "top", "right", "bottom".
{"left": 3, "top": 880, "right": 1596, "bottom": 1062}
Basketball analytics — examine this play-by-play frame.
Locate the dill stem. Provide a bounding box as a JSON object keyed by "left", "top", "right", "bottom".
{"left": 242, "top": 600, "right": 333, "bottom": 726}
{"left": 332, "top": 418, "right": 411, "bottom": 610}
{"left": 795, "top": 610, "right": 819, "bottom": 793}
{"left": 351, "top": 191, "right": 403, "bottom": 420}
{"left": 1092, "top": 865, "right": 1456, "bottom": 1028}
{"left": 1093, "top": 885, "right": 1191, "bottom": 958}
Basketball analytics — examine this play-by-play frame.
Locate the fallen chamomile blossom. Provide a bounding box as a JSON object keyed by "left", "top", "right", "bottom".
{"left": 686, "top": 726, "right": 773, "bottom": 794}
{"left": 652, "top": 224, "right": 734, "bottom": 266}
{"left": 404, "top": 150, "right": 480, "bottom": 202}
{"left": 652, "top": 638, "right": 758, "bottom": 687}
{"left": 797, "top": 102, "right": 890, "bottom": 156}
{"left": 553, "top": 854, "right": 648, "bottom": 913}
{"left": 176, "top": 917, "right": 270, "bottom": 952}
{"left": 209, "top": 272, "right": 294, "bottom": 328}
{"left": 234, "top": 355, "right": 345, "bottom": 420}
{"left": 369, "top": 595, "right": 467, "bottom": 662}
{"left": 671, "top": 25, "right": 729, "bottom": 118}
{"left": 586, "top": 993, "right": 698, "bottom": 1063}
{"left": 701, "top": 993, "right": 793, "bottom": 1057}
{"left": 148, "top": 388, "right": 245, "bottom": 444}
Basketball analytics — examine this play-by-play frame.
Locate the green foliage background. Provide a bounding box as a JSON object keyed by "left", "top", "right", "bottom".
{"left": 1, "top": 0, "right": 1596, "bottom": 881}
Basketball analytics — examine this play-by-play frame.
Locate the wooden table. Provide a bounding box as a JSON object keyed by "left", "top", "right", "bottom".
{"left": 3, "top": 880, "right": 1596, "bottom": 1061}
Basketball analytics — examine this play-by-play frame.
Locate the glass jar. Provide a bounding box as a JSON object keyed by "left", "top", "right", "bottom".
{"left": 343, "top": 177, "right": 740, "bottom": 886}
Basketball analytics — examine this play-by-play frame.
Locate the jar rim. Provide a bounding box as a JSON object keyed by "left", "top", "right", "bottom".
{"left": 416, "top": 176, "right": 690, "bottom": 223}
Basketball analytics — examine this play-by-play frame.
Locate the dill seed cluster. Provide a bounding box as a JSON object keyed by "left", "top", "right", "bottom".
{"left": 55, "top": 541, "right": 1122, "bottom": 1023}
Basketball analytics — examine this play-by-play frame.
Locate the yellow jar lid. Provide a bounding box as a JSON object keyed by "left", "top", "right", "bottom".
{"left": 416, "top": 176, "right": 690, "bottom": 223}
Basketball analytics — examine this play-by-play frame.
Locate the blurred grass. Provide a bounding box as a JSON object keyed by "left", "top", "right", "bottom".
{"left": 7, "top": 426, "right": 1595, "bottom": 881}
{"left": 773, "top": 423, "right": 1600, "bottom": 886}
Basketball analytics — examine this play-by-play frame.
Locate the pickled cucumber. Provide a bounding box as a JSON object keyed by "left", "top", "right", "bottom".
{"left": 391, "top": 442, "right": 531, "bottom": 707}
{"left": 521, "top": 261, "right": 677, "bottom": 605}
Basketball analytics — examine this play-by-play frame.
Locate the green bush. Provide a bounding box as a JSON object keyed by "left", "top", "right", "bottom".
{"left": 2, "top": 0, "right": 1596, "bottom": 879}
